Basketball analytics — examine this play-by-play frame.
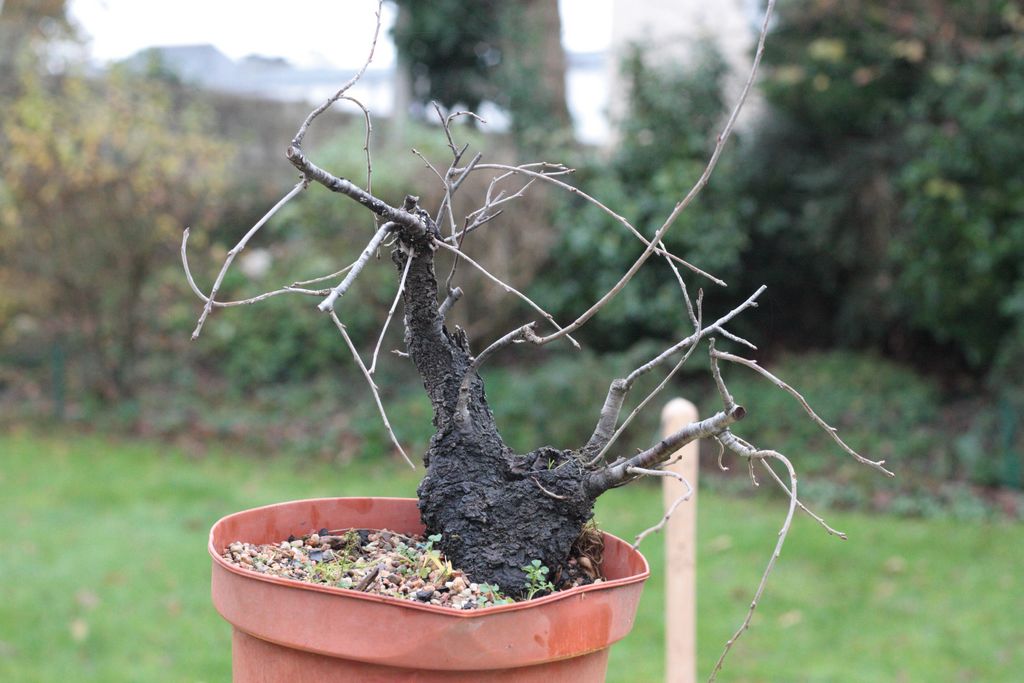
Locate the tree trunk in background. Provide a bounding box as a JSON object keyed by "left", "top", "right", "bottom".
{"left": 501, "top": 0, "right": 572, "bottom": 145}
{"left": 516, "top": 0, "right": 571, "bottom": 126}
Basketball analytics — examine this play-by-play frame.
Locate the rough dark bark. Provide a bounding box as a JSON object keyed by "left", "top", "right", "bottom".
{"left": 392, "top": 215, "right": 596, "bottom": 598}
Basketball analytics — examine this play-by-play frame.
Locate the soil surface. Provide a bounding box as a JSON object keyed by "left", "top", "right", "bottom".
{"left": 222, "top": 527, "right": 602, "bottom": 610}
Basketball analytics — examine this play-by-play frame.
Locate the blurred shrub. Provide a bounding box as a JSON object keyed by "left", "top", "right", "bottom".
{"left": 534, "top": 2, "right": 1022, "bottom": 390}
{"left": 738, "top": 0, "right": 1024, "bottom": 382}
{"left": 532, "top": 43, "right": 751, "bottom": 350}
{"left": 896, "top": 34, "right": 1024, "bottom": 367}
{"left": 0, "top": 60, "right": 232, "bottom": 401}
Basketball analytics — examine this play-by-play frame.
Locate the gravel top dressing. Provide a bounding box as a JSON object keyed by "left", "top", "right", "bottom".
{"left": 222, "top": 528, "right": 603, "bottom": 610}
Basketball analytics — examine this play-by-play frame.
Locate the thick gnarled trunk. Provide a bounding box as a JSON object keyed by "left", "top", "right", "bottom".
{"left": 395, "top": 237, "right": 596, "bottom": 597}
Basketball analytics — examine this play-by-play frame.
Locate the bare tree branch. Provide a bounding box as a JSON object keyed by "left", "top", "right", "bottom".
{"left": 285, "top": 146, "right": 427, "bottom": 234}
{"left": 369, "top": 250, "right": 414, "bottom": 374}
{"left": 586, "top": 405, "right": 746, "bottom": 495}
{"left": 438, "top": 286, "right": 463, "bottom": 318}
{"left": 712, "top": 348, "right": 895, "bottom": 477}
{"left": 328, "top": 309, "right": 414, "bottom": 469}
{"left": 318, "top": 222, "right": 395, "bottom": 312}
{"left": 709, "top": 430, "right": 796, "bottom": 683}
{"left": 583, "top": 287, "right": 765, "bottom": 459}
{"left": 455, "top": 323, "right": 538, "bottom": 424}
{"left": 585, "top": 291, "right": 704, "bottom": 466}
{"left": 291, "top": 0, "right": 383, "bottom": 148}
{"left": 628, "top": 467, "right": 694, "bottom": 548}
{"left": 531, "top": 0, "right": 777, "bottom": 348}
{"left": 188, "top": 180, "right": 306, "bottom": 340}
{"left": 432, "top": 240, "right": 579, "bottom": 347}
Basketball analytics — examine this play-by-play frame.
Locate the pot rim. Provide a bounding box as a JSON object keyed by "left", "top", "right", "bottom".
{"left": 209, "top": 496, "right": 650, "bottom": 619}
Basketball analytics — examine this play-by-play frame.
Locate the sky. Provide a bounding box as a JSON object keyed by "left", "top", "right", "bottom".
{"left": 68, "top": 0, "right": 614, "bottom": 69}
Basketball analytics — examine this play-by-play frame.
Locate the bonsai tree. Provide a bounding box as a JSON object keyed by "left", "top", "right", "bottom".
{"left": 183, "top": 1, "right": 890, "bottom": 674}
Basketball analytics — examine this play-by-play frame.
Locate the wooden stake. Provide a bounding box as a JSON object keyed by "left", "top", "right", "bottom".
{"left": 662, "top": 398, "right": 699, "bottom": 683}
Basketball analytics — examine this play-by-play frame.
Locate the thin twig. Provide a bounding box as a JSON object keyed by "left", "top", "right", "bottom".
{"left": 630, "top": 286, "right": 766, "bottom": 383}
{"left": 182, "top": 230, "right": 331, "bottom": 305}
{"left": 712, "top": 349, "right": 895, "bottom": 477}
{"left": 759, "top": 459, "right": 847, "bottom": 539}
{"left": 369, "top": 250, "right": 413, "bottom": 374}
{"left": 318, "top": 223, "right": 394, "bottom": 312}
{"left": 714, "top": 436, "right": 728, "bottom": 471}
{"left": 531, "top": 476, "right": 568, "bottom": 501}
{"left": 432, "top": 240, "right": 579, "bottom": 348}
{"left": 329, "top": 310, "right": 415, "bottom": 469}
{"left": 709, "top": 430, "right": 797, "bottom": 683}
{"left": 709, "top": 339, "right": 736, "bottom": 412}
{"left": 718, "top": 326, "right": 757, "bottom": 350}
{"left": 340, "top": 94, "right": 377, "bottom": 231}
{"left": 189, "top": 181, "right": 305, "bottom": 340}
{"left": 292, "top": 0, "right": 383, "bottom": 147}
{"left": 628, "top": 467, "right": 694, "bottom": 548}
{"left": 291, "top": 262, "right": 356, "bottom": 287}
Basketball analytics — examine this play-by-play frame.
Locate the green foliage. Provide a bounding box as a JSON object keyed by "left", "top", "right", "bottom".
{"left": 734, "top": 0, "right": 1024, "bottom": 382}
{"left": 475, "top": 582, "right": 514, "bottom": 607}
{"left": 392, "top": 0, "right": 502, "bottom": 112}
{"left": 392, "top": 1, "right": 571, "bottom": 147}
{"left": 521, "top": 558, "right": 555, "bottom": 599}
{"left": 895, "top": 34, "right": 1024, "bottom": 366}
{"left": 532, "top": 43, "right": 750, "bottom": 350}
{"left": 0, "top": 58, "right": 232, "bottom": 400}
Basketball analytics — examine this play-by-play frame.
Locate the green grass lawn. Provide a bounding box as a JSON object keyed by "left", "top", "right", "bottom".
{"left": 1, "top": 429, "right": 1020, "bottom": 682}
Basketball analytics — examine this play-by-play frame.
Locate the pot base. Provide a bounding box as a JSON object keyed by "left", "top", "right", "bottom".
{"left": 233, "top": 628, "right": 611, "bottom": 682}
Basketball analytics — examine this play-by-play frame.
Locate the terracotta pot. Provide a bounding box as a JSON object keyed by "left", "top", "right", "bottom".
{"left": 209, "top": 497, "right": 650, "bottom": 681}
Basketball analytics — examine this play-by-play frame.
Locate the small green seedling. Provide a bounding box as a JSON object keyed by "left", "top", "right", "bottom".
{"left": 522, "top": 559, "right": 555, "bottom": 599}
{"left": 476, "top": 582, "right": 514, "bottom": 607}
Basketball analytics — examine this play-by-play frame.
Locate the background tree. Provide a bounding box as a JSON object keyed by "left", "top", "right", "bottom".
{"left": 1, "top": 60, "right": 232, "bottom": 400}
{"left": 392, "top": 0, "right": 571, "bottom": 146}
{"left": 733, "top": 0, "right": 1024, "bottom": 373}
